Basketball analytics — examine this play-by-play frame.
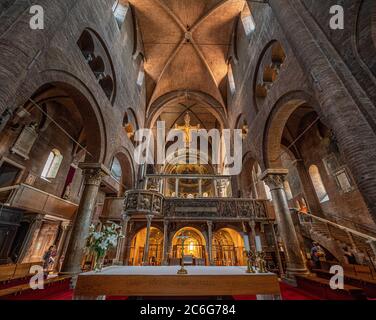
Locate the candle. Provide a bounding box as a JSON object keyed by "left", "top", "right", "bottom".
{"left": 255, "top": 236, "right": 262, "bottom": 252}
{"left": 243, "top": 234, "right": 250, "bottom": 251}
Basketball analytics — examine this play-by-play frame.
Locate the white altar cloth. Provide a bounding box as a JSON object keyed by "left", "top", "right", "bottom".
{"left": 81, "top": 266, "right": 275, "bottom": 276}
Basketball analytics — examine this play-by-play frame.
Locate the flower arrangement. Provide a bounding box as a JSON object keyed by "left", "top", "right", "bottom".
{"left": 86, "top": 222, "right": 124, "bottom": 271}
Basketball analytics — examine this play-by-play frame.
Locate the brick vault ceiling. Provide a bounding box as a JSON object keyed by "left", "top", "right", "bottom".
{"left": 127, "top": 0, "right": 246, "bottom": 111}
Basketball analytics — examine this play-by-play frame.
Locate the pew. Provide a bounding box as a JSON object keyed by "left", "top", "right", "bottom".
{"left": 295, "top": 275, "right": 367, "bottom": 300}
{"left": 0, "top": 261, "right": 43, "bottom": 283}
{"left": 0, "top": 265, "right": 16, "bottom": 282}
{"left": 313, "top": 268, "right": 376, "bottom": 298}
{"left": 0, "top": 275, "right": 71, "bottom": 298}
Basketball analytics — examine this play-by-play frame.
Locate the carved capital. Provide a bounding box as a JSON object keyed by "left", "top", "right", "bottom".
{"left": 79, "top": 163, "right": 110, "bottom": 186}
{"left": 146, "top": 214, "right": 154, "bottom": 225}
{"left": 261, "top": 169, "right": 288, "bottom": 190}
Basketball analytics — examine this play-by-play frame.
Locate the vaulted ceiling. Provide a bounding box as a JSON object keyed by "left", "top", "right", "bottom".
{"left": 127, "top": 0, "right": 246, "bottom": 113}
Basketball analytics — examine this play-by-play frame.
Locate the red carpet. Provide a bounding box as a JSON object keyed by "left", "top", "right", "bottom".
{"left": 2, "top": 281, "right": 321, "bottom": 300}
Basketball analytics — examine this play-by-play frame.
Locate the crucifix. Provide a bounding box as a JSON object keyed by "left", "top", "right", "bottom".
{"left": 175, "top": 112, "right": 200, "bottom": 146}
{"left": 176, "top": 232, "right": 190, "bottom": 275}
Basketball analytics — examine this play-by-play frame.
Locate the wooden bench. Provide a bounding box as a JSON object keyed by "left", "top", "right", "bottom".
{"left": 0, "top": 275, "right": 71, "bottom": 298}
{"left": 0, "top": 262, "right": 43, "bottom": 283}
{"left": 296, "top": 275, "right": 367, "bottom": 300}
{"left": 313, "top": 268, "right": 376, "bottom": 298}
{"left": 0, "top": 265, "right": 16, "bottom": 282}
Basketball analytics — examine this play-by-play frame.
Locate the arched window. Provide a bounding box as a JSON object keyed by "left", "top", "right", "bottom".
{"left": 137, "top": 60, "right": 145, "bottom": 87}
{"left": 309, "top": 165, "right": 329, "bottom": 203}
{"left": 228, "top": 63, "right": 236, "bottom": 95}
{"left": 283, "top": 180, "right": 293, "bottom": 201}
{"left": 110, "top": 156, "right": 122, "bottom": 182}
{"left": 241, "top": 3, "right": 256, "bottom": 38}
{"left": 41, "top": 149, "right": 63, "bottom": 179}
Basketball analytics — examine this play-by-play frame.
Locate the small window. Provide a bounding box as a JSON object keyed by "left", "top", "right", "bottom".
{"left": 241, "top": 3, "right": 256, "bottom": 38}
{"left": 41, "top": 149, "right": 63, "bottom": 179}
{"left": 283, "top": 180, "right": 293, "bottom": 201}
{"left": 309, "top": 165, "right": 329, "bottom": 203}
{"left": 110, "top": 157, "right": 122, "bottom": 182}
{"left": 228, "top": 63, "right": 236, "bottom": 95}
{"left": 137, "top": 60, "right": 145, "bottom": 87}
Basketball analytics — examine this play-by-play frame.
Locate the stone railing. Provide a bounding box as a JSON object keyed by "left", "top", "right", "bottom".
{"left": 163, "top": 198, "right": 271, "bottom": 220}
{"left": 123, "top": 190, "right": 164, "bottom": 216}
{"left": 123, "top": 189, "right": 272, "bottom": 220}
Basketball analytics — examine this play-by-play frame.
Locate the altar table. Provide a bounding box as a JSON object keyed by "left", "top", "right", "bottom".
{"left": 73, "top": 266, "right": 281, "bottom": 300}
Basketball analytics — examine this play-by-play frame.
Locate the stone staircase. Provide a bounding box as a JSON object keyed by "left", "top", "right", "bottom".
{"left": 297, "top": 212, "right": 376, "bottom": 266}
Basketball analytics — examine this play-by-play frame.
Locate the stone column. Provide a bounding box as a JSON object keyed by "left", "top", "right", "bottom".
{"left": 198, "top": 179, "right": 202, "bottom": 197}
{"left": 54, "top": 222, "right": 72, "bottom": 271}
{"left": 175, "top": 178, "right": 179, "bottom": 197}
{"left": 162, "top": 220, "right": 169, "bottom": 265}
{"left": 248, "top": 220, "right": 257, "bottom": 252}
{"left": 62, "top": 163, "right": 109, "bottom": 275}
{"left": 123, "top": 221, "right": 134, "bottom": 266}
{"left": 263, "top": 169, "right": 309, "bottom": 280}
{"left": 269, "top": 0, "right": 376, "bottom": 222}
{"left": 207, "top": 221, "right": 214, "bottom": 265}
{"left": 270, "top": 223, "right": 285, "bottom": 277}
{"left": 113, "top": 214, "right": 131, "bottom": 265}
{"left": 18, "top": 214, "right": 43, "bottom": 263}
{"left": 142, "top": 214, "right": 154, "bottom": 265}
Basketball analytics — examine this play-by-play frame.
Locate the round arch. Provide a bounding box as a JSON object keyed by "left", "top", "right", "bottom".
{"left": 14, "top": 70, "right": 108, "bottom": 163}
{"left": 146, "top": 90, "right": 228, "bottom": 129}
{"left": 263, "top": 90, "right": 321, "bottom": 169}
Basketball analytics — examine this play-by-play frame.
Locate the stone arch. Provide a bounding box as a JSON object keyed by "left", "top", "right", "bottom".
{"left": 146, "top": 90, "right": 228, "bottom": 129}
{"left": 110, "top": 147, "right": 136, "bottom": 194}
{"left": 16, "top": 72, "right": 108, "bottom": 163}
{"left": 263, "top": 90, "right": 320, "bottom": 169}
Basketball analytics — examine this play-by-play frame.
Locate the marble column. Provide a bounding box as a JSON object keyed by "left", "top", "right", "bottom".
{"left": 113, "top": 214, "right": 131, "bottom": 265}
{"left": 263, "top": 169, "right": 309, "bottom": 280}
{"left": 54, "top": 222, "right": 72, "bottom": 271}
{"left": 162, "top": 220, "right": 169, "bottom": 265}
{"left": 269, "top": 0, "right": 376, "bottom": 222}
{"left": 62, "top": 163, "right": 109, "bottom": 275}
{"left": 207, "top": 221, "right": 214, "bottom": 266}
{"left": 270, "top": 223, "right": 285, "bottom": 277}
{"left": 123, "top": 221, "right": 134, "bottom": 265}
{"left": 142, "top": 214, "right": 154, "bottom": 265}
{"left": 248, "top": 220, "right": 257, "bottom": 252}
{"left": 18, "top": 214, "right": 43, "bottom": 263}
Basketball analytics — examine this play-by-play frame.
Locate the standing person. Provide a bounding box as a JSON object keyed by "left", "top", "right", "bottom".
{"left": 343, "top": 247, "right": 358, "bottom": 265}
{"left": 43, "top": 245, "right": 57, "bottom": 275}
{"left": 310, "top": 242, "right": 322, "bottom": 269}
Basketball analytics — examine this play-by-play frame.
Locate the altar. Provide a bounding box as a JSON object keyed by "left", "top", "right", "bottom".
{"left": 73, "top": 266, "right": 281, "bottom": 300}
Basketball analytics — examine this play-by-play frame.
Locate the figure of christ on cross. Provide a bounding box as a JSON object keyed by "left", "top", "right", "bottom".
{"left": 175, "top": 112, "right": 201, "bottom": 146}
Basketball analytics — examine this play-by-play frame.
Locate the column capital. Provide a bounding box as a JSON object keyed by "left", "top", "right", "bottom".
{"left": 79, "top": 163, "right": 110, "bottom": 186}
{"left": 61, "top": 221, "right": 72, "bottom": 229}
{"left": 261, "top": 169, "right": 288, "bottom": 190}
{"left": 207, "top": 220, "right": 213, "bottom": 229}
{"left": 146, "top": 214, "right": 154, "bottom": 224}
{"left": 121, "top": 213, "right": 131, "bottom": 223}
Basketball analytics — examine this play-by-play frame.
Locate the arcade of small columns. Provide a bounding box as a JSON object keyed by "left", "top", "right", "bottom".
{"left": 59, "top": 162, "right": 307, "bottom": 281}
